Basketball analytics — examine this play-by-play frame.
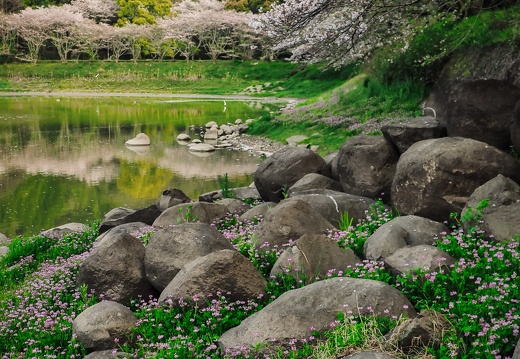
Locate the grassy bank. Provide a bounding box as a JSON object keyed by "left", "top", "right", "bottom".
{"left": 0, "top": 60, "right": 356, "bottom": 99}
{"left": 0, "top": 201, "right": 519, "bottom": 358}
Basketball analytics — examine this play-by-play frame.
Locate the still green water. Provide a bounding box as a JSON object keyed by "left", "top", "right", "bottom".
{"left": 0, "top": 96, "right": 278, "bottom": 238}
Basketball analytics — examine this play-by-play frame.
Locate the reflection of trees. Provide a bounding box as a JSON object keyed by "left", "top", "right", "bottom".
{"left": 0, "top": 173, "right": 119, "bottom": 237}
{"left": 117, "top": 159, "right": 173, "bottom": 199}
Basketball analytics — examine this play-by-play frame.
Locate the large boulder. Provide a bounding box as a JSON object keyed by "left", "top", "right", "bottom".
{"left": 99, "top": 205, "right": 161, "bottom": 234}
{"left": 391, "top": 137, "right": 520, "bottom": 222}
{"left": 254, "top": 147, "right": 327, "bottom": 202}
{"left": 156, "top": 188, "right": 192, "bottom": 211}
{"left": 41, "top": 222, "right": 89, "bottom": 239}
{"left": 513, "top": 337, "right": 520, "bottom": 359}
{"left": 144, "top": 222, "right": 234, "bottom": 292}
{"left": 153, "top": 202, "right": 228, "bottom": 227}
{"left": 382, "top": 116, "right": 447, "bottom": 155}
{"left": 288, "top": 191, "right": 378, "bottom": 229}
{"left": 93, "top": 222, "right": 153, "bottom": 247}
{"left": 511, "top": 100, "right": 520, "bottom": 153}
{"left": 218, "top": 277, "right": 416, "bottom": 352}
{"left": 159, "top": 249, "right": 267, "bottom": 307}
{"left": 384, "top": 245, "right": 456, "bottom": 276}
{"left": 239, "top": 201, "right": 276, "bottom": 223}
{"left": 336, "top": 136, "right": 399, "bottom": 201}
{"left": 72, "top": 301, "right": 137, "bottom": 351}
{"left": 77, "top": 233, "right": 154, "bottom": 304}
{"left": 364, "top": 215, "right": 449, "bottom": 261}
{"left": 462, "top": 174, "right": 520, "bottom": 241}
{"left": 446, "top": 79, "right": 520, "bottom": 150}
{"left": 270, "top": 233, "right": 361, "bottom": 283}
{"left": 287, "top": 173, "right": 343, "bottom": 196}
{"left": 252, "top": 199, "right": 334, "bottom": 251}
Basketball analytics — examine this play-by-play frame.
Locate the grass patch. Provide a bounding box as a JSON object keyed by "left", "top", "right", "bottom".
{"left": 247, "top": 76, "right": 424, "bottom": 155}
{"left": 0, "top": 199, "right": 519, "bottom": 358}
{"left": 0, "top": 60, "right": 355, "bottom": 99}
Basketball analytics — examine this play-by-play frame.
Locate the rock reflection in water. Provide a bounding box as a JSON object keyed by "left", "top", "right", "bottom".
{"left": 0, "top": 96, "right": 276, "bottom": 237}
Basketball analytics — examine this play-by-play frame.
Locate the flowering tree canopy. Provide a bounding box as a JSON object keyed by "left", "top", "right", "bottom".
{"left": 254, "top": 0, "right": 482, "bottom": 67}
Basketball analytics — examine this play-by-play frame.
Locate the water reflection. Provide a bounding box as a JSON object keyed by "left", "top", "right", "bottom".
{"left": 0, "top": 96, "right": 277, "bottom": 237}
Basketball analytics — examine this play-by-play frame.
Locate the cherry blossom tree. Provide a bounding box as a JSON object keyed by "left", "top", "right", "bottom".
{"left": 74, "top": 22, "right": 112, "bottom": 60}
{"left": 69, "top": 0, "right": 119, "bottom": 24}
{"left": 10, "top": 7, "right": 51, "bottom": 62}
{"left": 171, "top": 0, "right": 256, "bottom": 61}
{"left": 254, "top": 0, "right": 468, "bottom": 67}
{"left": 0, "top": 14, "right": 17, "bottom": 57}
{"left": 45, "top": 5, "right": 90, "bottom": 62}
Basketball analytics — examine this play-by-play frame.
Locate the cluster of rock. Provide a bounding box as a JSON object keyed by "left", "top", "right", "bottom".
{"left": 22, "top": 79, "right": 520, "bottom": 358}
{"left": 175, "top": 119, "right": 253, "bottom": 153}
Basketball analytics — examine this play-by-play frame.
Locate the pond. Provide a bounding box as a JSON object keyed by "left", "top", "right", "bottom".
{"left": 0, "top": 95, "right": 280, "bottom": 238}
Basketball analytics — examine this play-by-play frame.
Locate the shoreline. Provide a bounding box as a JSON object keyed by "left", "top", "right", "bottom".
{"left": 0, "top": 91, "right": 301, "bottom": 104}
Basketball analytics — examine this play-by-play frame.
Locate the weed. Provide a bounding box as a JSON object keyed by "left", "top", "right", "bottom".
{"left": 219, "top": 173, "right": 236, "bottom": 199}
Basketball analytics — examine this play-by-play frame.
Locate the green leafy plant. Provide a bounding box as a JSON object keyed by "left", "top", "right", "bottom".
{"left": 218, "top": 173, "right": 236, "bottom": 199}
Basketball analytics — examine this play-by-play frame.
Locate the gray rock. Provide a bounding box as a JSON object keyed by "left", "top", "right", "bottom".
{"left": 41, "top": 222, "right": 89, "bottom": 238}
{"left": 254, "top": 147, "right": 327, "bottom": 202}
{"left": 288, "top": 191, "right": 377, "bottom": 229}
{"left": 287, "top": 173, "right": 343, "bottom": 196}
{"left": 176, "top": 133, "right": 191, "bottom": 141}
{"left": 125, "top": 133, "right": 150, "bottom": 146}
{"left": 336, "top": 136, "right": 398, "bottom": 201}
{"left": 384, "top": 245, "right": 456, "bottom": 276}
{"left": 252, "top": 199, "right": 334, "bottom": 251}
{"left": 77, "top": 233, "right": 154, "bottom": 304}
{"left": 159, "top": 249, "right": 267, "bottom": 307}
{"left": 93, "top": 222, "right": 152, "bottom": 247}
{"left": 364, "top": 215, "right": 449, "bottom": 261}
{"left": 323, "top": 152, "right": 339, "bottom": 181}
{"left": 205, "top": 121, "right": 218, "bottom": 128}
{"left": 144, "top": 223, "right": 234, "bottom": 291}
{"left": 0, "top": 246, "right": 9, "bottom": 258}
{"left": 388, "top": 309, "right": 451, "bottom": 353}
{"left": 382, "top": 116, "right": 447, "bottom": 154}
{"left": 83, "top": 350, "right": 133, "bottom": 359}
{"left": 239, "top": 201, "right": 276, "bottom": 223}
{"left": 199, "top": 186, "right": 261, "bottom": 203}
{"left": 157, "top": 188, "right": 192, "bottom": 211}
{"left": 511, "top": 100, "right": 520, "bottom": 153}
{"left": 270, "top": 233, "right": 361, "bottom": 283}
{"left": 446, "top": 79, "right": 520, "bottom": 150}
{"left": 391, "top": 137, "right": 520, "bottom": 222}
{"left": 0, "top": 232, "right": 8, "bottom": 245}
{"left": 218, "top": 277, "right": 416, "bottom": 352}
{"left": 189, "top": 143, "right": 215, "bottom": 152}
{"left": 73, "top": 301, "right": 137, "bottom": 351}
{"left": 99, "top": 205, "right": 161, "bottom": 234}
{"left": 463, "top": 174, "right": 520, "bottom": 241}
{"left": 364, "top": 225, "right": 408, "bottom": 262}
{"left": 153, "top": 202, "right": 228, "bottom": 227}
{"left": 513, "top": 337, "right": 520, "bottom": 359}
{"left": 217, "top": 198, "right": 250, "bottom": 215}
{"left": 286, "top": 135, "right": 308, "bottom": 146}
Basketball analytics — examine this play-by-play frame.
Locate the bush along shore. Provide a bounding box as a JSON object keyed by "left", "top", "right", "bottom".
{"left": 1, "top": 78, "right": 520, "bottom": 359}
